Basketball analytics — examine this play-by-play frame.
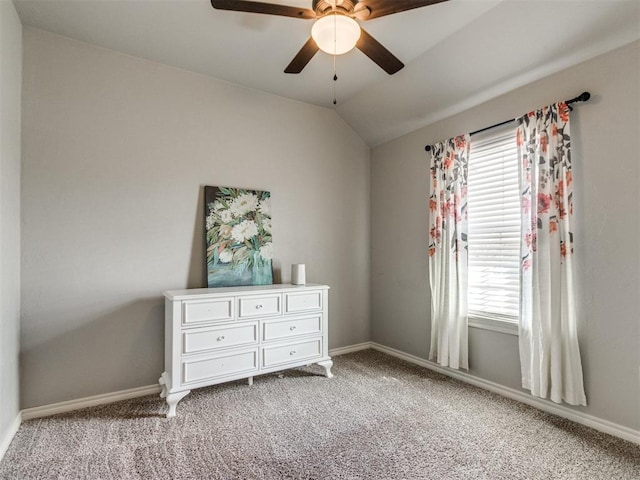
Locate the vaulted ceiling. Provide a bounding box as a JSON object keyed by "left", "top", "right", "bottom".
{"left": 13, "top": 0, "right": 640, "bottom": 146}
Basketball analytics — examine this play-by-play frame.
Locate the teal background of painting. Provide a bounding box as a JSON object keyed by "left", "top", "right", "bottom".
{"left": 207, "top": 255, "right": 273, "bottom": 287}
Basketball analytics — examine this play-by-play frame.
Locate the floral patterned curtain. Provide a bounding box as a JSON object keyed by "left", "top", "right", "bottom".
{"left": 517, "top": 102, "right": 586, "bottom": 405}
{"left": 428, "top": 135, "right": 470, "bottom": 370}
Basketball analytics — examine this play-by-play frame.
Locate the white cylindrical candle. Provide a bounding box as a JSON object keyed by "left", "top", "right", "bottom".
{"left": 291, "top": 264, "right": 306, "bottom": 285}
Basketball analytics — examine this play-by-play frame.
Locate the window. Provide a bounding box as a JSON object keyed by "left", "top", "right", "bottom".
{"left": 467, "top": 123, "right": 520, "bottom": 334}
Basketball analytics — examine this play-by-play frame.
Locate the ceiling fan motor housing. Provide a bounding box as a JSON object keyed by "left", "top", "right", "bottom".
{"left": 313, "top": 0, "right": 359, "bottom": 17}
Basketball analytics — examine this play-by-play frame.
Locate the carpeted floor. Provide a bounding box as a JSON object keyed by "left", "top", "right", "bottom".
{"left": 1, "top": 350, "right": 639, "bottom": 479}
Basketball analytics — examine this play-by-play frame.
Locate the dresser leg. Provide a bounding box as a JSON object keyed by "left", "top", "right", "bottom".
{"left": 247, "top": 376, "right": 254, "bottom": 386}
{"left": 165, "top": 390, "right": 190, "bottom": 418}
{"left": 158, "top": 373, "right": 168, "bottom": 399}
{"left": 317, "top": 359, "right": 334, "bottom": 378}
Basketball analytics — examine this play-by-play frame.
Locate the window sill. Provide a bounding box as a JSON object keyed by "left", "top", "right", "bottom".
{"left": 469, "top": 315, "right": 519, "bottom": 336}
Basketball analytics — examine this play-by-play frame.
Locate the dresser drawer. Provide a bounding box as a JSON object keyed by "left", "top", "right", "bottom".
{"left": 262, "top": 338, "right": 322, "bottom": 368}
{"left": 183, "top": 297, "right": 234, "bottom": 325}
{"left": 182, "top": 349, "right": 258, "bottom": 384}
{"left": 262, "top": 315, "right": 322, "bottom": 342}
{"left": 183, "top": 322, "right": 258, "bottom": 355}
{"left": 284, "top": 290, "right": 322, "bottom": 314}
{"left": 238, "top": 294, "right": 281, "bottom": 319}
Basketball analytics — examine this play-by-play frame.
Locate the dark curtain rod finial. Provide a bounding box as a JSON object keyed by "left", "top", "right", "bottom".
{"left": 566, "top": 91, "right": 591, "bottom": 111}
{"left": 425, "top": 91, "right": 591, "bottom": 152}
{"left": 566, "top": 91, "right": 591, "bottom": 105}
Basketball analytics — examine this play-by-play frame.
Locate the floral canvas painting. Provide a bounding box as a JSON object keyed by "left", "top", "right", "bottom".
{"left": 204, "top": 186, "right": 273, "bottom": 287}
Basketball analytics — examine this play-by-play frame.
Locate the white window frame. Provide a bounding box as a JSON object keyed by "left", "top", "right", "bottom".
{"left": 467, "top": 122, "right": 520, "bottom": 336}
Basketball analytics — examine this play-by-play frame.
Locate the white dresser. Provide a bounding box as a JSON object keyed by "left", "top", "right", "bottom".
{"left": 159, "top": 283, "right": 332, "bottom": 417}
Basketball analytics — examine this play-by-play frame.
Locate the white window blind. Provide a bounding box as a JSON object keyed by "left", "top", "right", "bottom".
{"left": 467, "top": 123, "right": 521, "bottom": 322}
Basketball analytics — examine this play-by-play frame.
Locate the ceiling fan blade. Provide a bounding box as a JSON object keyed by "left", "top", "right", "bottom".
{"left": 284, "top": 37, "right": 319, "bottom": 74}
{"left": 356, "top": 28, "right": 404, "bottom": 75}
{"left": 356, "top": 0, "right": 448, "bottom": 20}
{"left": 210, "top": 0, "right": 316, "bottom": 19}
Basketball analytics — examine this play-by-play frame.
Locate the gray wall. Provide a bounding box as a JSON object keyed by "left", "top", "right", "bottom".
{"left": 370, "top": 41, "right": 640, "bottom": 430}
{"left": 0, "top": 0, "right": 22, "bottom": 443}
{"left": 21, "top": 28, "right": 370, "bottom": 408}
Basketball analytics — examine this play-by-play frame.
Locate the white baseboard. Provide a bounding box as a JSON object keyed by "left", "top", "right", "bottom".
{"left": 369, "top": 342, "right": 640, "bottom": 446}
{"left": 0, "top": 412, "right": 22, "bottom": 462}
{"left": 329, "top": 342, "right": 373, "bottom": 357}
{"left": 21, "top": 384, "right": 162, "bottom": 421}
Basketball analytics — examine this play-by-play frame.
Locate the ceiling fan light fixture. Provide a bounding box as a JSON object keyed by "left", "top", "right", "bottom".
{"left": 311, "top": 14, "right": 361, "bottom": 55}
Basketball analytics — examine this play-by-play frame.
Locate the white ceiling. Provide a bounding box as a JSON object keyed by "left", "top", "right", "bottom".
{"left": 13, "top": 0, "right": 640, "bottom": 146}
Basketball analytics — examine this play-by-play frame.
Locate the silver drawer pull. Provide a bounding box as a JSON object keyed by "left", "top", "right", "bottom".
{"left": 289, "top": 350, "right": 296, "bottom": 356}
{"left": 255, "top": 304, "right": 263, "bottom": 309}
{"left": 289, "top": 325, "right": 296, "bottom": 331}
{"left": 217, "top": 336, "right": 225, "bottom": 341}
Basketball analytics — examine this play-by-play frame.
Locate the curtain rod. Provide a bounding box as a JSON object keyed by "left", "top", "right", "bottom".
{"left": 424, "top": 91, "right": 591, "bottom": 152}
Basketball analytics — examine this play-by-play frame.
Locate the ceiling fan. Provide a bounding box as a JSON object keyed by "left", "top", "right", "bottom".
{"left": 210, "top": 0, "right": 448, "bottom": 75}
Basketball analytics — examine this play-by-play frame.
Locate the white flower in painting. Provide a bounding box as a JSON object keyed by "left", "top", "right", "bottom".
{"left": 205, "top": 213, "right": 216, "bottom": 231}
{"left": 258, "top": 197, "right": 271, "bottom": 217}
{"left": 262, "top": 217, "right": 272, "bottom": 233}
{"left": 219, "top": 209, "right": 233, "bottom": 223}
{"left": 230, "top": 193, "right": 259, "bottom": 217}
{"left": 219, "top": 249, "right": 233, "bottom": 263}
{"left": 259, "top": 242, "right": 273, "bottom": 260}
{"left": 213, "top": 201, "right": 225, "bottom": 212}
{"left": 231, "top": 219, "right": 258, "bottom": 242}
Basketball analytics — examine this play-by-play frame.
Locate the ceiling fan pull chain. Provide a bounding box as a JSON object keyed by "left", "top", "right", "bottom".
{"left": 333, "top": 12, "right": 337, "bottom": 104}
{"left": 333, "top": 53, "right": 338, "bottom": 105}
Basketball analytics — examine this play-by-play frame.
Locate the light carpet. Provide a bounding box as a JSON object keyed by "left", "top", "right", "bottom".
{"left": 1, "top": 350, "right": 639, "bottom": 479}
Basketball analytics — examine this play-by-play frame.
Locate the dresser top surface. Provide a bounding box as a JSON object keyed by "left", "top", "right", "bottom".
{"left": 164, "top": 283, "right": 329, "bottom": 300}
